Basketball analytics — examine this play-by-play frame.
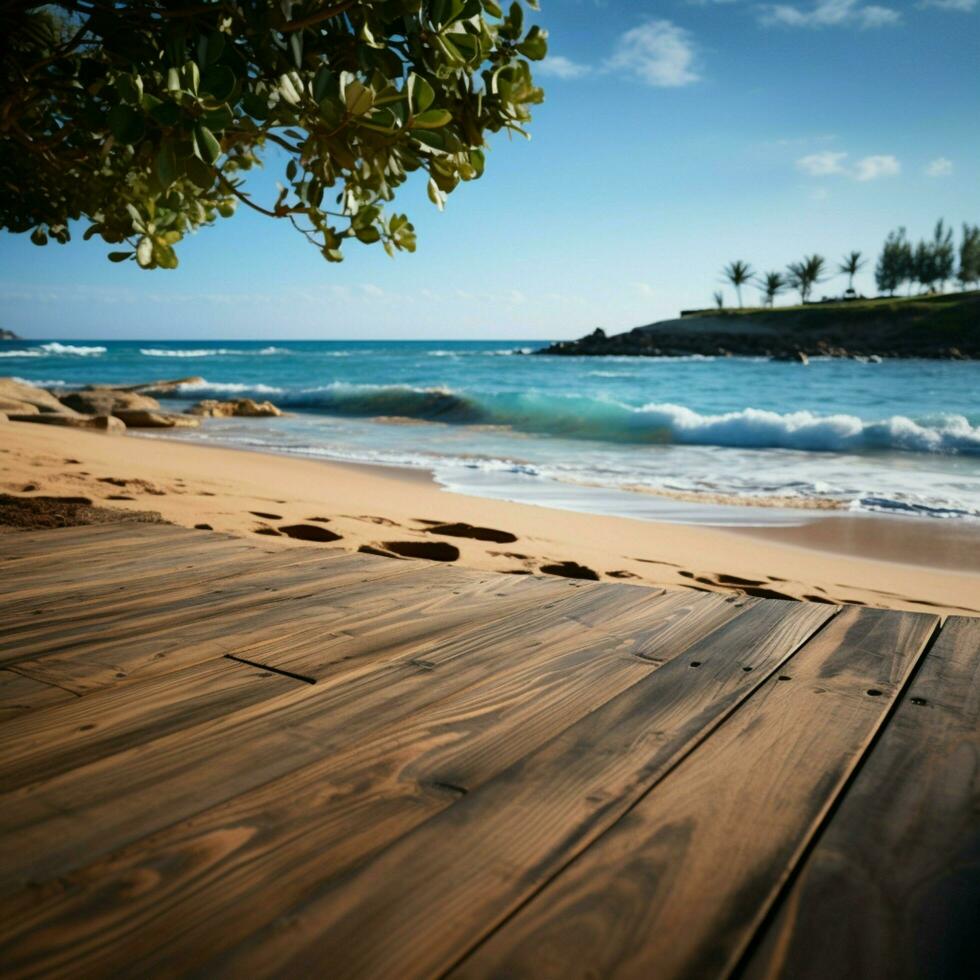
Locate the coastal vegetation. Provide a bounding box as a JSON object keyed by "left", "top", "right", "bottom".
{"left": 0, "top": 1, "right": 546, "bottom": 269}
{"left": 537, "top": 290, "right": 980, "bottom": 360}
{"left": 716, "top": 220, "right": 979, "bottom": 309}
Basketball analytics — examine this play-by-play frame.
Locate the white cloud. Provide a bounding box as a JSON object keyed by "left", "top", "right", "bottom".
{"left": 853, "top": 154, "right": 900, "bottom": 180}
{"left": 536, "top": 55, "right": 591, "bottom": 80}
{"left": 920, "top": 0, "right": 976, "bottom": 10}
{"left": 797, "top": 151, "right": 849, "bottom": 175}
{"left": 925, "top": 157, "right": 954, "bottom": 176}
{"left": 796, "top": 151, "right": 901, "bottom": 180}
{"left": 633, "top": 282, "right": 657, "bottom": 297}
{"left": 606, "top": 21, "right": 700, "bottom": 87}
{"left": 760, "top": 0, "right": 901, "bottom": 28}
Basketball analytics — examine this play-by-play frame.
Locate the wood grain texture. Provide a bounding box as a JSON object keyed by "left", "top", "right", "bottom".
{"left": 0, "top": 523, "right": 185, "bottom": 562}
{"left": 0, "top": 659, "right": 305, "bottom": 791}
{"left": 0, "top": 525, "right": 967, "bottom": 980}
{"left": 204, "top": 600, "right": 835, "bottom": 979}
{"left": 739, "top": 615, "right": 980, "bottom": 980}
{"left": 0, "top": 571, "right": 659, "bottom": 895}
{"left": 453, "top": 606, "right": 938, "bottom": 980}
{"left": 0, "top": 670, "right": 76, "bottom": 721}
{"left": 0, "top": 550, "right": 380, "bottom": 664}
{"left": 3, "top": 553, "right": 424, "bottom": 693}
{"left": 0, "top": 539, "right": 330, "bottom": 625}
{"left": 0, "top": 591, "right": 751, "bottom": 977}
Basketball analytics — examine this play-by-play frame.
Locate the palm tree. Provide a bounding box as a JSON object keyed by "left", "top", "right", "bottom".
{"left": 785, "top": 261, "right": 808, "bottom": 304}
{"left": 759, "top": 271, "right": 785, "bottom": 308}
{"left": 838, "top": 251, "right": 865, "bottom": 294}
{"left": 804, "top": 254, "right": 827, "bottom": 296}
{"left": 722, "top": 260, "right": 754, "bottom": 308}
{"left": 713, "top": 290, "right": 725, "bottom": 310}
{"left": 784, "top": 255, "right": 825, "bottom": 304}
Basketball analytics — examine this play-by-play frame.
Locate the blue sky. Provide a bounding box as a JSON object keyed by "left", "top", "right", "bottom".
{"left": 2, "top": 0, "right": 978, "bottom": 340}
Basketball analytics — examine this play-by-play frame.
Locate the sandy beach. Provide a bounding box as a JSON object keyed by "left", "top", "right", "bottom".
{"left": 2, "top": 420, "right": 977, "bottom": 617}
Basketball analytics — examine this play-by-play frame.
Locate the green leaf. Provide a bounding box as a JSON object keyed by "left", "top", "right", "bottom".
{"left": 355, "top": 225, "right": 381, "bottom": 244}
{"left": 409, "top": 74, "right": 435, "bottom": 113}
{"left": 116, "top": 73, "right": 143, "bottom": 105}
{"left": 411, "top": 109, "right": 452, "bottom": 129}
{"left": 344, "top": 80, "right": 374, "bottom": 116}
{"left": 194, "top": 125, "right": 222, "bottom": 164}
{"left": 155, "top": 143, "right": 177, "bottom": 187}
{"left": 30, "top": 227, "right": 48, "bottom": 246}
{"left": 107, "top": 104, "right": 145, "bottom": 145}
{"left": 180, "top": 61, "right": 200, "bottom": 95}
{"left": 412, "top": 129, "right": 447, "bottom": 151}
{"left": 517, "top": 26, "right": 548, "bottom": 61}
{"left": 153, "top": 242, "right": 179, "bottom": 269}
{"left": 185, "top": 155, "right": 215, "bottom": 190}
{"left": 201, "top": 65, "right": 236, "bottom": 102}
{"left": 107, "top": 251, "right": 133, "bottom": 263}
{"left": 136, "top": 236, "right": 154, "bottom": 268}
{"left": 203, "top": 105, "right": 234, "bottom": 131}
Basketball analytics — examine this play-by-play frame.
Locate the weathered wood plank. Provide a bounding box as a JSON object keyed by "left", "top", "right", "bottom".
{"left": 0, "top": 659, "right": 307, "bottom": 792}
{"left": 0, "top": 670, "right": 76, "bottom": 722}
{"left": 451, "top": 607, "right": 938, "bottom": 980}
{"left": 738, "top": 614, "right": 980, "bottom": 980}
{"left": 0, "top": 544, "right": 342, "bottom": 633}
{"left": 0, "top": 549, "right": 384, "bottom": 664}
{"left": 0, "top": 568, "right": 573, "bottom": 789}
{"left": 0, "top": 574, "right": 649, "bottom": 894}
{"left": 0, "top": 522, "right": 200, "bottom": 565}
{"left": 3, "top": 553, "right": 425, "bottom": 692}
{"left": 0, "top": 591, "right": 747, "bottom": 976}
{"left": 197, "top": 601, "right": 836, "bottom": 978}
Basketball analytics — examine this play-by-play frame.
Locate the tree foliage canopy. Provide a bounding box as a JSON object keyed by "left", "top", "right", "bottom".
{"left": 1, "top": 0, "right": 546, "bottom": 268}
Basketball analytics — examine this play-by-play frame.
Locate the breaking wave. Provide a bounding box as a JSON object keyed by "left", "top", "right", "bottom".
{"left": 170, "top": 381, "right": 980, "bottom": 456}
{"left": 0, "top": 343, "right": 105, "bottom": 357}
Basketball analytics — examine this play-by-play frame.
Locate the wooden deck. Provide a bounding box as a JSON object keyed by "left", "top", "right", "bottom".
{"left": 0, "top": 522, "right": 976, "bottom": 979}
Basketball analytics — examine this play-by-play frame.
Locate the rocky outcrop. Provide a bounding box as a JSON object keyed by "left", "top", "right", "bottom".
{"left": 112, "top": 409, "right": 200, "bottom": 428}
{"left": 186, "top": 398, "right": 283, "bottom": 418}
{"left": 0, "top": 377, "right": 79, "bottom": 415}
{"left": 0, "top": 329, "right": 19, "bottom": 341}
{"left": 8, "top": 413, "right": 125, "bottom": 434}
{"left": 59, "top": 389, "right": 160, "bottom": 415}
{"left": 536, "top": 291, "right": 980, "bottom": 360}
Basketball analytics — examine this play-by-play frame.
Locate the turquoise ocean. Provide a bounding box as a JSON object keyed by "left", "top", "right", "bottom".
{"left": 4, "top": 339, "right": 980, "bottom": 525}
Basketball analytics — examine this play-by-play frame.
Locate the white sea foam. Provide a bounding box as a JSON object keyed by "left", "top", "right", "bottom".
{"left": 39, "top": 342, "right": 106, "bottom": 356}
{"left": 12, "top": 377, "right": 67, "bottom": 387}
{"left": 1, "top": 343, "right": 104, "bottom": 357}
{"left": 140, "top": 346, "right": 289, "bottom": 358}
{"left": 632, "top": 403, "right": 980, "bottom": 455}
{"left": 175, "top": 379, "right": 285, "bottom": 395}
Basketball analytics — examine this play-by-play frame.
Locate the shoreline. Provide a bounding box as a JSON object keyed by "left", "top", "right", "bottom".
{"left": 2, "top": 420, "right": 977, "bottom": 617}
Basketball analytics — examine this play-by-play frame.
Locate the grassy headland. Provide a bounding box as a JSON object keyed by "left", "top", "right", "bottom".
{"left": 537, "top": 290, "right": 980, "bottom": 360}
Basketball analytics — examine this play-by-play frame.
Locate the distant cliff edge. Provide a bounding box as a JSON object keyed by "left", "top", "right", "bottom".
{"left": 0, "top": 329, "right": 21, "bottom": 341}
{"left": 536, "top": 291, "right": 980, "bottom": 360}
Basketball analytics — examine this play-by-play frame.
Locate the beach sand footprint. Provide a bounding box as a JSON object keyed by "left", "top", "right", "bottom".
{"left": 423, "top": 522, "right": 518, "bottom": 544}
{"left": 381, "top": 540, "right": 460, "bottom": 562}
{"left": 539, "top": 560, "right": 600, "bottom": 581}
{"left": 250, "top": 511, "right": 283, "bottom": 520}
{"left": 278, "top": 524, "right": 343, "bottom": 543}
